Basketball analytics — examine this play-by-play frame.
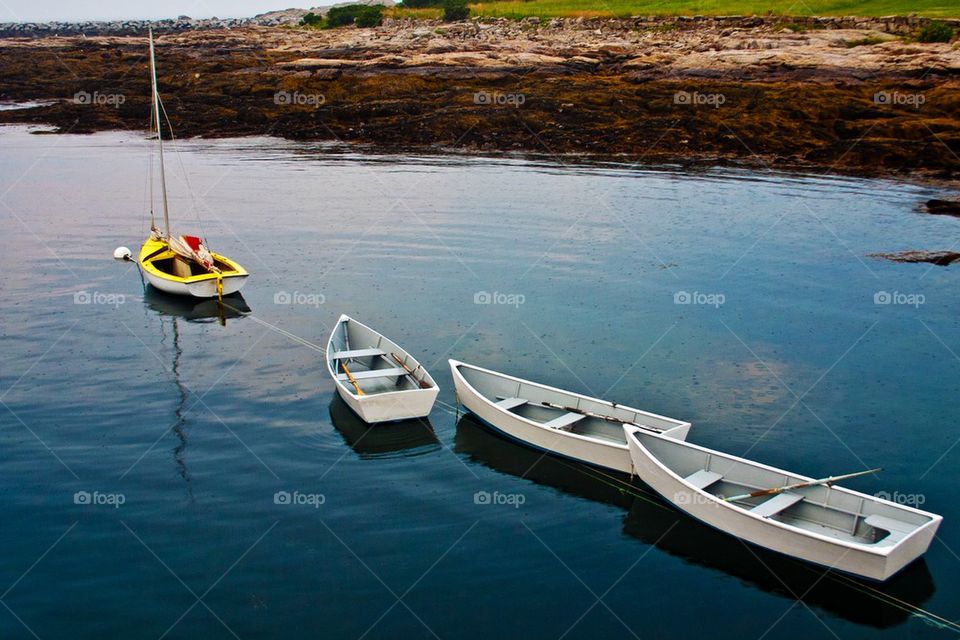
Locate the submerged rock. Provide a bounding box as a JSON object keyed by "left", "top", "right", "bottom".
{"left": 870, "top": 250, "right": 960, "bottom": 266}
{"left": 925, "top": 199, "right": 960, "bottom": 218}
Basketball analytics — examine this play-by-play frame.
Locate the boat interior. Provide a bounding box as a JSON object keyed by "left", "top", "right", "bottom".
{"left": 494, "top": 398, "right": 627, "bottom": 443}
{"left": 632, "top": 431, "right": 934, "bottom": 547}
{"left": 150, "top": 254, "right": 237, "bottom": 278}
{"left": 456, "top": 364, "right": 686, "bottom": 443}
{"left": 329, "top": 320, "right": 432, "bottom": 396}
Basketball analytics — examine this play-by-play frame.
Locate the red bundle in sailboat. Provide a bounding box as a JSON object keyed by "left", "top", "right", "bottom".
{"left": 169, "top": 234, "right": 216, "bottom": 271}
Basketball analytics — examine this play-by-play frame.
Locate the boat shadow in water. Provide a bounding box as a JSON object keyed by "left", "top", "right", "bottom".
{"left": 144, "top": 288, "right": 251, "bottom": 324}
{"left": 329, "top": 395, "right": 440, "bottom": 459}
{"left": 454, "top": 414, "right": 936, "bottom": 629}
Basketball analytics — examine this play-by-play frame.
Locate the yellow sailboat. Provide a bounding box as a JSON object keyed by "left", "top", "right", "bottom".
{"left": 136, "top": 30, "right": 248, "bottom": 298}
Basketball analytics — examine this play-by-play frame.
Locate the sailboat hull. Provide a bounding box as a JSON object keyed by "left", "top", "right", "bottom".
{"left": 139, "top": 237, "right": 249, "bottom": 298}
{"left": 143, "top": 269, "right": 249, "bottom": 297}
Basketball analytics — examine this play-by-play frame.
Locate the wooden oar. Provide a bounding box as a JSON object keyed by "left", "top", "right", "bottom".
{"left": 391, "top": 353, "right": 432, "bottom": 389}
{"left": 723, "top": 468, "right": 882, "bottom": 503}
{"left": 340, "top": 362, "right": 364, "bottom": 396}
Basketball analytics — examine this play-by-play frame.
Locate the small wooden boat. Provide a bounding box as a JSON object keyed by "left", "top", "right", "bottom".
{"left": 449, "top": 360, "right": 691, "bottom": 474}
{"left": 624, "top": 426, "right": 942, "bottom": 581}
{"left": 139, "top": 236, "right": 248, "bottom": 298}
{"left": 135, "top": 29, "right": 248, "bottom": 298}
{"left": 326, "top": 315, "right": 439, "bottom": 423}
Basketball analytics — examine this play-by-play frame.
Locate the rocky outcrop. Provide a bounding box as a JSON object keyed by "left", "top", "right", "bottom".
{"left": 1, "top": 12, "right": 958, "bottom": 39}
{"left": 0, "top": 21, "right": 957, "bottom": 178}
{"left": 925, "top": 199, "right": 960, "bottom": 217}
{"left": 870, "top": 250, "right": 960, "bottom": 265}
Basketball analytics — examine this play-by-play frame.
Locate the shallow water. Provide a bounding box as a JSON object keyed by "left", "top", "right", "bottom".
{"left": 1, "top": 125, "right": 958, "bottom": 639}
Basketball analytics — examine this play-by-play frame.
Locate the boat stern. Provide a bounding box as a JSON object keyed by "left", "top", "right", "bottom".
{"left": 356, "top": 387, "right": 440, "bottom": 424}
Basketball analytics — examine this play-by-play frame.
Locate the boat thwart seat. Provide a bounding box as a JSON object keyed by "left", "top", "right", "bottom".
{"left": 542, "top": 412, "right": 586, "bottom": 430}
{"left": 684, "top": 470, "right": 723, "bottom": 490}
{"left": 336, "top": 367, "right": 407, "bottom": 382}
{"left": 865, "top": 515, "right": 915, "bottom": 545}
{"left": 750, "top": 492, "right": 804, "bottom": 518}
{"left": 495, "top": 397, "right": 528, "bottom": 411}
{"left": 332, "top": 348, "right": 387, "bottom": 360}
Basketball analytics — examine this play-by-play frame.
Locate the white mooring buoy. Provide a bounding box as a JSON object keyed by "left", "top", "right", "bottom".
{"left": 114, "top": 246, "right": 132, "bottom": 261}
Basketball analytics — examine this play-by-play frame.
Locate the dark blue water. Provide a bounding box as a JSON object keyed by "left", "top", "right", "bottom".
{"left": 1, "top": 125, "right": 958, "bottom": 639}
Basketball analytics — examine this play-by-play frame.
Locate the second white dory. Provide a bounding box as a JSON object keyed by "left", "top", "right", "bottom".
{"left": 449, "top": 360, "right": 691, "bottom": 474}
{"left": 326, "top": 315, "right": 439, "bottom": 423}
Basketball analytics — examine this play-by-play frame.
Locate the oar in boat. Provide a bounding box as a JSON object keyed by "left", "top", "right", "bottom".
{"left": 723, "top": 468, "right": 882, "bottom": 504}
{"left": 391, "top": 353, "right": 432, "bottom": 389}
{"left": 341, "top": 362, "right": 365, "bottom": 396}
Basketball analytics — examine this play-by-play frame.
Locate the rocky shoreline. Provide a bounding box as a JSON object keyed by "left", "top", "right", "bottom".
{"left": 1, "top": 12, "right": 958, "bottom": 38}
{"left": 0, "top": 4, "right": 389, "bottom": 37}
{"left": 0, "top": 17, "right": 958, "bottom": 179}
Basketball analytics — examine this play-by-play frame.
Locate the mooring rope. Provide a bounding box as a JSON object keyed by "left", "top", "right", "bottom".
{"left": 217, "top": 300, "right": 327, "bottom": 354}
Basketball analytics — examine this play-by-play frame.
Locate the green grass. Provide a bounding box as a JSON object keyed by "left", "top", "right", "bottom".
{"left": 467, "top": 0, "right": 960, "bottom": 19}
{"left": 844, "top": 35, "right": 887, "bottom": 45}
{"left": 385, "top": 6, "right": 444, "bottom": 18}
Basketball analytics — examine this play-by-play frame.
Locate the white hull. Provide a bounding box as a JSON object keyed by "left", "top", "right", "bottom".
{"left": 625, "top": 427, "right": 942, "bottom": 582}
{"left": 326, "top": 315, "right": 439, "bottom": 424}
{"left": 144, "top": 270, "right": 248, "bottom": 298}
{"left": 334, "top": 384, "right": 438, "bottom": 424}
{"left": 449, "top": 360, "right": 691, "bottom": 474}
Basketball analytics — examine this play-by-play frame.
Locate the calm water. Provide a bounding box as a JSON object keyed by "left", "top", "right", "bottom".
{"left": 1, "top": 125, "right": 959, "bottom": 639}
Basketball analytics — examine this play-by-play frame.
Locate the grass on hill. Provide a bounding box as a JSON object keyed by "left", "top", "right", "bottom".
{"left": 385, "top": 6, "right": 444, "bottom": 18}
{"left": 463, "top": 0, "right": 960, "bottom": 20}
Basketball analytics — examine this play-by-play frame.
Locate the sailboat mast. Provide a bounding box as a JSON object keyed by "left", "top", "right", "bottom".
{"left": 148, "top": 106, "right": 155, "bottom": 230}
{"left": 148, "top": 29, "right": 171, "bottom": 240}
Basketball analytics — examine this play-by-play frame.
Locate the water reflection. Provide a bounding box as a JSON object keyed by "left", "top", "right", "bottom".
{"left": 329, "top": 395, "right": 439, "bottom": 458}
{"left": 144, "top": 288, "right": 251, "bottom": 500}
{"left": 144, "top": 288, "right": 250, "bottom": 324}
{"left": 165, "top": 316, "right": 193, "bottom": 503}
{"left": 454, "top": 414, "right": 935, "bottom": 628}
{"left": 454, "top": 412, "right": 637, "bottom": 510}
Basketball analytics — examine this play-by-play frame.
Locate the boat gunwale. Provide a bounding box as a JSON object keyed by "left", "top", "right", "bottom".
{"left": 449, "top": 359, "right": 689, "bottom": 449}
{"left": 326, "top": 314, "right": 438, "bottom": 400}
{"left": 625, "top": 426, "right": 943, "bottom": 558}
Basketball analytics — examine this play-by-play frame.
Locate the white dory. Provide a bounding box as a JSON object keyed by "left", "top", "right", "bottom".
{"left": 625, "top": 426, "right": 942, "bottom": 581}
{"left": 449, "top": 360, "right": 691, "bottom": 474}
{"left": 326, "top": 315, "right": 439, "bottom": 424}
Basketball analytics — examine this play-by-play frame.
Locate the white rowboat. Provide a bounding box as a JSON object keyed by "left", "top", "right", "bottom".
{"left": 449, "top": 360, "right": 691, "bottom": 474}
{"left": 624, "top": 426, "right": 942, "bottom": 582}
{"left": 326, "top": 315, "right": 439, "bottom": 424}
